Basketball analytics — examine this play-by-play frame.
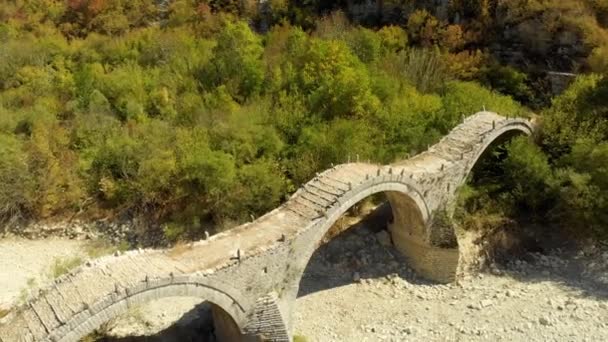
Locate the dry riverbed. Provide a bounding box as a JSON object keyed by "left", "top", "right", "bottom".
{"left": 294, "top": 224, "right": 608, "bottom": 341}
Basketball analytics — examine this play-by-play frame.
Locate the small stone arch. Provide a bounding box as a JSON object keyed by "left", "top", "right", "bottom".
{"left": 464, "top": 119, "right": 535, "bottom": 181}
{"left": 6, "top": 278, "right": 250, "bottom": 342}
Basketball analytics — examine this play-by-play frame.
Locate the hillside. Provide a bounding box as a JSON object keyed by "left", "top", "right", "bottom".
{"left": 0, "top": 0, "right": 606, "bottom": 246}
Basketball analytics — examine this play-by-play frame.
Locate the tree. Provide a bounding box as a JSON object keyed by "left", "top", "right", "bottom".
{"left": 203, "top": 20, "right": 264, "bottom": 101}
{"left": 0, "top": 134, "right": 34, "bottom": 221}
{"left": 377, "top": 25, "right": 408, "bottom": 53}
{"left": 502, "top": 137, "right": 554, "bottom": 216}
{"left": 481, "top": 63, "right": 532, "bottom": 104}
{"left": 407, "top": 9, "right": 441, "bottom": 47}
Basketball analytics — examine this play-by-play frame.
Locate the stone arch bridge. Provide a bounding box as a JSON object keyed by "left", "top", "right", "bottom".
{"left": 0, "top": 112, "right": 534, "bottom": 342}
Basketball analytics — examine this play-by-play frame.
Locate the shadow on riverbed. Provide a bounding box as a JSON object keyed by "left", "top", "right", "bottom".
{"left": 90, "top": 302, "right": 217, "bottom": 342}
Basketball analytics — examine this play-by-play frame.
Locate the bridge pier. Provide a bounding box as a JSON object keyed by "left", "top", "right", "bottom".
{"left": 388, "top": 224, "right": 459, "bottom": 283}
{"left": 243, "top": 293, "right": 291, "bottom": 342}
{"left": 385, "top": 191, "right": 460, "bottom": 283}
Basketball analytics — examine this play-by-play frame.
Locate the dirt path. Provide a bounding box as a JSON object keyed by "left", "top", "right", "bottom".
{"left": 294, "top": 224, "right": 608, "bottom": 341}
{"left": 0, "top": 237, "right": 87, "bottom": 311}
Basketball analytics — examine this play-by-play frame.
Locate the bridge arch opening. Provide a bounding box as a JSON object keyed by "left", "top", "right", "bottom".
{"left": 464, "top": 120, "right": 534, "bottom": 181}
{"left": 454, "top": 121, "right": 536, "bottom": 266}
{"left": 293, "top": 181, "right": 455, "bottom": 297}
{"left": 37, "top": 281, "right": 252, "bottom": 342}
{"left": 291, "top": 183, "right": 460, "bottom": 338}
{"left": 86, "top": 298, "right": 245, "bottom": 341}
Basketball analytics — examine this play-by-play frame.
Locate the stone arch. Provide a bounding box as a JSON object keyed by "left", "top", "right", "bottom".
{"left": 292, "top": 177, "right": 458, "bottom": 289}
{"left": 307, "top": 180, "right": 431, "bottom": 247}
{"left": 12, "top": 278, "right": 250, "bottom": 342}
{"left": 280, "top": 177, "right": 460, "bottom": 339}
{"left": 464, "top": 119, "right": 535, "bottom": 181}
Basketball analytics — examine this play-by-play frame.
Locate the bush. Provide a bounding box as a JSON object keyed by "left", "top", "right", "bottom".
{"left": 502, "top": 137, "right": 555, "bottom": 216}
{"left": 482, "top": 64, "right": 532, "bottom": 104}
{"left": 346, "top": 27, "right": 382, "bottom": 64}
{"left": 50, "top": 256, "right": 84, "bottom": 278}
{"left": 298, "top": 39, "right": 381, "bottom": 119}
{"left": 398, "top": 48, "right": 449, "bottom": 94}
{"left": 203, "top": 20, "right": 264, "bottom": 101}
{"left": 377, "top": 25, "right": 408, "bottom": 53}
{"left": 0, "top": 134, "right": 33, "bottom": 222}
{"left": 287, "top": 119, "right": 380, "bottom": 183}
{"left": 441, "top": 81, "right": 527, "bottom": 132}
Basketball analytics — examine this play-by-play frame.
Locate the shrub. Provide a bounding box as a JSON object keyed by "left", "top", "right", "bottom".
{"left": 482, "top": 64, "right": 532, "bottom": 103}
{"left": 50, "top": 256, "right": 84, "bottom": 278}
{"left": 346, "top": 27, "right": 382, "bottom": 64}
{"left": 377, "top": 25, "right": 408, "bottom": 53}
{"left": 407, "top": 9, "right": 441, "bottom": 47}
{"left": 398, "top": 48, "right": 449, "bottom": 94}
{"left": 441, "top": 81, "right": 527, "bottom": 132}
{"left": 502, "top": 137, "right": 555, "bottom": 216}
{"left": 203, "top": 20, "right": 264, "bottom": 101}
{"left": 293, "top": 335, "right": 308, "bottom": 342}
{"left": 0, "top": 134, "right": 33, "bottom": 222}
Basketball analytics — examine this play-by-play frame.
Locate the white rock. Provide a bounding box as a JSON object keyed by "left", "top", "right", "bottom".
{"left": 477, "top": 299, "right": 491, "bottom": 308}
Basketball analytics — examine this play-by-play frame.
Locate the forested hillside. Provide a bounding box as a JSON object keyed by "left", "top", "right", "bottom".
{"left": 0, "top": 0, "right": 606, "bottom": 243}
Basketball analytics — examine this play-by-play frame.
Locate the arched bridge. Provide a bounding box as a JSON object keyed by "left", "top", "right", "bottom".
{"left": 0, "top": 112, "right": 534, "bottom": 342}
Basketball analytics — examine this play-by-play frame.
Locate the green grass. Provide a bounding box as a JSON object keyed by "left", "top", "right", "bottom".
{"left": 0, "top": 308, "right": 9, "bottom": 319}
{"left": 293, "top": 335, "right": 309, "bottom": 342}
{"left": 84, "top": 239, "right": 130, "bottom": 259}
{"left": 50, "top": 256, "right": 84, "bottom": 278}
{"left": 17, "top": 277, "right": 37, "bottom": 304}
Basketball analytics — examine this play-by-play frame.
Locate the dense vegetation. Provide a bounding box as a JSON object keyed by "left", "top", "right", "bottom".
{"left": 459, "top": 75, "right": 608, "bottom": 241}
{"left": 0, "top": 0, "right": 606, "bottom": 243}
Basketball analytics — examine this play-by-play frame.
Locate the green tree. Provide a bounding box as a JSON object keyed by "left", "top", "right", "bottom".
{"left": 203, "top": 20, "right": 264, "bottom": 101}
{"left": 0, "top": 134, "right": 33, "bottom": 221}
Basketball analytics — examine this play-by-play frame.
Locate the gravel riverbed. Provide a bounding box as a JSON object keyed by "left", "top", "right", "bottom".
{"left": 1, "top": 222, "right": 607, "bottom": 341}
{"left": 294, "top": 224, "right": 608, "bottom": 342}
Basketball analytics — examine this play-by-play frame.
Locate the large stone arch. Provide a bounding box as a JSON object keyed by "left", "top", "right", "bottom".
{"left": 0, "top": 276, "right": 251, "bottom": 342}
{"left": 276, "top": 176, "right": 460, "bottom": 338}
{"left": 294, "top": 178, "right": 455, "bottom": 287}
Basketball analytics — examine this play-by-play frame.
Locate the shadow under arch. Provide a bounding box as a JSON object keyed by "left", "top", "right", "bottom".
{"left": 93, "top": 299, "right": 243, "bottom": 342}
{"left": 46, "top": 280, "right": 250, "bottom": 342}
